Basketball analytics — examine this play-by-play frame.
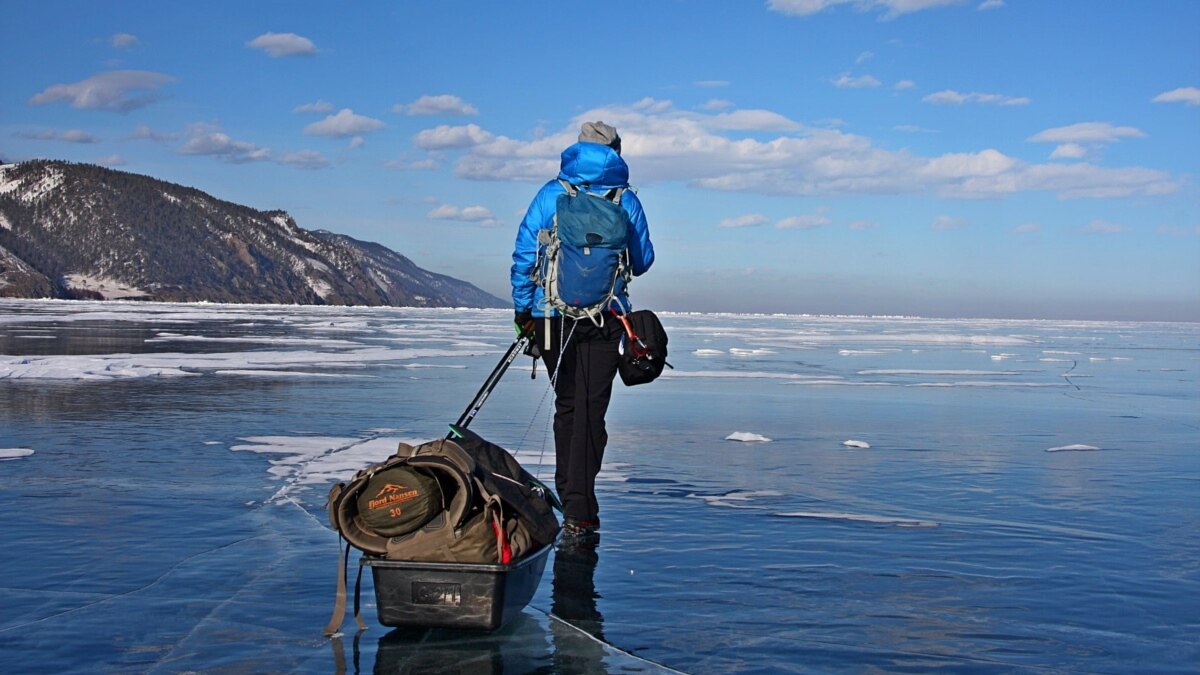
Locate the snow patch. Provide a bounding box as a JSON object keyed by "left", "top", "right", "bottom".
{"left": 0, "top": 448, "right": 35, "bottom": 461}
{"left": 693, "top": 348, "right": 725, "bottom": 356}
{"left": 726, "top": 431, "right": 771, "bottom": 442}
{"left": 778, "top": 511, "right": 938, "bottom": 527}
{"left": 842, "top": 440, "right": 871, "bottom": 448}
{"left": 62, "top": 274, "right": 149, "bottom": 300}
{"left": 1046, "top": 444, "right": 1102, "bottom": 452}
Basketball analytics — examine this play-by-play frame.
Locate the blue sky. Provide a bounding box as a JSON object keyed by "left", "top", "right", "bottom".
{"left": 2, "top": 1, "right": 1197, "bottom": 321}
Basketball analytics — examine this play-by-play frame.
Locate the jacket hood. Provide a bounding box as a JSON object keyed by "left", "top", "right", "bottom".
{"left": 557, "top": 142, "right": 629, "bottom": 190}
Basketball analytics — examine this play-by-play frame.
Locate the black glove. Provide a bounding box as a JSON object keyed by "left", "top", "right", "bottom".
{"left": 514, "top": 309, "right": 535, "bottom": 336}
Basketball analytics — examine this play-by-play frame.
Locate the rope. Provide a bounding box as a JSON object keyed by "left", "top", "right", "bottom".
{"left": 515, "top": 316, "right": 577, "bottom": 483}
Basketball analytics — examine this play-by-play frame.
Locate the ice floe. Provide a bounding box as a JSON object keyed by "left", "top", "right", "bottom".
{"left": 0, "top": 448, "right": 35, "bottom": 461}
{"left": 842, "top": 440, "right": 871, "bottom": 449}
{"left": 1046, "top": 444, "right": 1102, "bottom": 452}
{"left": 729, "top": 348, "right": 776, "bottom": 357}
{"left": 726, "top": 432, "right": 772, "bottom": 442}
{"left": 693, "top": 349, "right": 725, "bottom": 356}
{"left": 692, "top": 490, "right": 784, "bottom": 509}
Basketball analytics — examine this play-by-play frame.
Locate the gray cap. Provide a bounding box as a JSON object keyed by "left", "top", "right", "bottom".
{"left": 578, "top": 121, "right": 621, "bottom": 154}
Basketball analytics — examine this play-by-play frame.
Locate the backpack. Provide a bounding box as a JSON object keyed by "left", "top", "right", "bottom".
{"left": 615, "top": 309, "right": 671, "bottom": 386}
{"left": 323, "top": 428, "right": 559, "bottom": 634}
{"left": 535, "top": 179, "right": 633, "bottom": 325}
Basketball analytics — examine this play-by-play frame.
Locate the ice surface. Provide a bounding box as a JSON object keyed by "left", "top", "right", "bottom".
{"left": 0, "top": 448, "right": 34, "bottom": 460}
{"left": 2, "top": 300, "right": 1197, "bottom": 674}
{"left": 726, "top": 432, "right": 772, "bottom": 442}
{"left": 842, "top": 440, "right": 871, "bottom": 448}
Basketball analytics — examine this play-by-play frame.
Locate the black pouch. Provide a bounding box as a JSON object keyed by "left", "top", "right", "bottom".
{"left": 616, "top": 310, "right": 670, "bottom": 386}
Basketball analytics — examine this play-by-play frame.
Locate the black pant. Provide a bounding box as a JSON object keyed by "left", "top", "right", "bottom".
{"left": 535, "top": 316, "right": 622, "bottom": 524}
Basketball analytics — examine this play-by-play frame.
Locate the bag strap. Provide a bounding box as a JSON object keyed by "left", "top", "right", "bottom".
{"left": 323, "top": 536, "right": 368, "bottom": 636}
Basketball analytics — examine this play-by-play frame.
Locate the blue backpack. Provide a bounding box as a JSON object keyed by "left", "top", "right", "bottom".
{"left": 535, "top": 179, "right": 632, "bottom": 325}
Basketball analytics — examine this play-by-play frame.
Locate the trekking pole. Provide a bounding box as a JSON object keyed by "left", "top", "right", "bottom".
{"left": 448, "top": 332, "right": 532, "bottom": 439}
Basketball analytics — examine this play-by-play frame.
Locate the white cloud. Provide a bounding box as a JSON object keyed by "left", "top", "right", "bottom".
{"left": 1082, "top": 219, "right": 1128, "bottom": 234}
{"left": 427, "top": 204, "right": 498, "bottom": 226}
{"left": 278, "top": 150, "right": 330, "bottom": 169}
{"left": 978, "top": 0, "right": 1005, "bottom": 9}
{"left": 1049, "top": 143, "right": 1088, "bottom": 159}
{"left": 395, "top": 94, "right": 479, "bottom": 116}
{"left": 856, "top": 51, "right": 875, "bottom": 63}
{"left": 768, "top": 0, "right": 965, "bottom": 20}
{"left": 294, "top": 100, "right": 334, "bottom": 114}
{"left": 30, "top": 70, "right": 174, "bottom": 112}
{"left": 1151, "top": 86, "right": 1200, "bottom": 106}
{"left": 440, "top": 99, "right": 1177, "bottom": 200}
{"left": 178, "top": 122, "right": 271, "bottom": 163}
{"left": 413, "top": 123, "right": 494, "bottom": 150}
{"left": 96, "top": 154, "right": 127, "bottom": 166}
{"left": 777, "top": 214, "right": 831, "bottom": 229}
{"left": 894, "top": 79, "right": 916, "bottom": 91}
{"left": 707, "top": 109, "right": 803, "bottom": 132}
{"left": 383, "top": 155, "right": 440, "bottom": 171}
{"left": 111, "top": 33, "right": 138, "bottom": 49}
{"left": 129, "top": 124, "right": 179, "bottom": 142}
{"left": 718, "top": 214, "right": 769, "bottom": 228}
{"left": 923, "top": 89, "right": 1030, "bottom": 105}
{"left": 696, "top": 80, "right": 731, "bottom": 88}
{"left": 1028, "top": 122, "right": 1146, "bottom": 144}
{"left": 246, "top": 32, "right": 317, "bottom": 57}
{"left": 932, "top": 215, "right": 966, "bottom": 230}
{"left": 848, "top": 219, "right": 877, "bottom": 230}
{"left": 303, "top": 109, "right": 385, "bottom": 138}
{"left": 701, "top": 99, "right": 735, "bottom": 111}
{"left": 894, "top": 124, "right": 937, "bottom": 133}
{"left": 833, "top": 72, "right": 882, "bottom": 89}
{"left": 59, "top": 129, "right": 97, "bottom": 143}
{"left": 1012, "top": 223, "right": 1040, "bottom": 234}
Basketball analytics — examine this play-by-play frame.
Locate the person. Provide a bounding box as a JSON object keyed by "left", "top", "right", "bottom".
{"left": 510, "top": 121, "right": 654, "bottom": 544}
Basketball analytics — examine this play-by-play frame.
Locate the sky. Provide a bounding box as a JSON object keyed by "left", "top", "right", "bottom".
{"left": 1, "top": 1, "right": 1197, "bottom": 321}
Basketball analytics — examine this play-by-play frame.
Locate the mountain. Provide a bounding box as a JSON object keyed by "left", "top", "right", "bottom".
{"left": 0, "top": 160, "right": 506, "bottom": 308}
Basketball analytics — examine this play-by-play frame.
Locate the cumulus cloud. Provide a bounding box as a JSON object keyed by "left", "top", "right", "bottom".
{"left": 978, "top": 0, "right": 1004, "bottom": 9}
{"left": 111, "top": 33, "right": 138, "bottom": 48}
{"left": 701, "top": 99, "right": 735, "bottom": 111}
{"left": 294, "top": 100, "right": 334, "bottom": 114}
{"left": 768, "top": 0, "right": 965, "bottom": 20}
{"left": 30, "top": 70, "right": 174, "bottom": 112}
{"left": 395, "top": 94, "right": 479, "bottom": 116}
{"left": 707, "top": 109, "right": 803, "bottom": 131}
{"left": 427, "top": 204, "right": 499, "bottom": 226}
{"left": 932, "top": 215, "right": 967, "bottom": 230}
{"left": 923, "top": 89, "right": 1030, "bottom": 105}
{"left": 1028, "top": 122, "right": 1146, "bottom": 144}
{"left": 856, "top": 51, "right": 875, "bottom": 63}
{"left": 278, "top": 150, "right": 330, "bottom": 169}
{"left": 833, "top": 72, "right": 882, "bottom": 89}
{"left": 1151, "top": 86, "right": 1200, "bottom": 106}
{"left": 178, "top": 122, "right": 271, "bottom": 163}
{"left": 894, "top": 79, "right": 916, "bottom": 91}
{"left": 303, "top": 109, "right": 385, "bottom": 138}
{"left": 433, "top": 98, "right": 1176, "bottom": 200}
{"left": 413, "top": 123, "right": 494, "bottom": 150}
{"left": 1049, "top": 143, "right": 1088, "bottom": 159}
{"left": 246, "top": 32, "right": 317, "bottom": 57}
{"left": 718, "top": 214, "right": 769, "bottom": 228}
{"left": 777, "top": 214, "right": 831, "bottom": 229}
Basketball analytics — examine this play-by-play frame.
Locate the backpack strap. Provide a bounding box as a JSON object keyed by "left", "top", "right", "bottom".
{"left": 323, "top": 535, "right": 368, "bottom": 636}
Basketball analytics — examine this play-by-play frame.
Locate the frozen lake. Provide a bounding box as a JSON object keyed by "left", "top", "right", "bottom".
{"left": 1, "top": 299, "right": 1197, "bottom": 673}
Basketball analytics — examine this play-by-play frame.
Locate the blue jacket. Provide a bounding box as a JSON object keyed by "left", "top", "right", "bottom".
{"left": 511, "top": 142, "right": 654, "bottom": 316}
